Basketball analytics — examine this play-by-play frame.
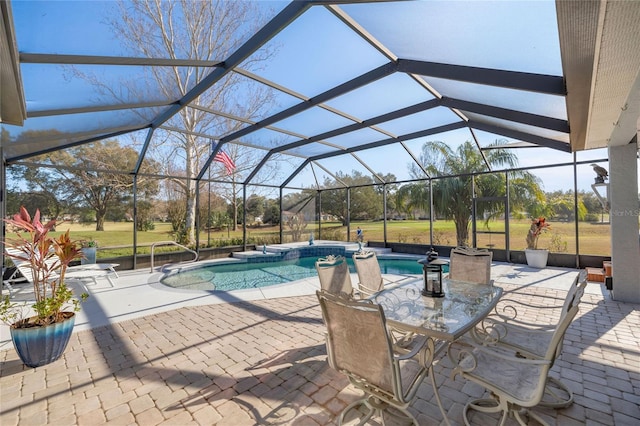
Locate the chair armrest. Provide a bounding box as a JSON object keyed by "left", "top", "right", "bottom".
{"left": 393, "top": 333, "right": 437, "bottom": 369}
{"left": 490, "top": 296, "right": 563, "bottom": 328}
{"left": 448, "top": 338, "right": 550, "bottom": 378}
{"left": 469, "top": 317, "right": 554, "bottom": 347}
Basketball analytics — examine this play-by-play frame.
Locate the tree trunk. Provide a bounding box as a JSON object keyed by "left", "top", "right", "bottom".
{"left": 231, "top": 180, "right": 238, "bottom": 231}
{"left": 96, "top": 209, "right": 106, "bottom": 231}
{"left": 185, "top": 180, "right": 197, "bottom": 246}
{"left": 455, "top": 215, "right": 470, "bottom": 247}
{"left": 232, "top": 199, "right": 238, "bottom": 231}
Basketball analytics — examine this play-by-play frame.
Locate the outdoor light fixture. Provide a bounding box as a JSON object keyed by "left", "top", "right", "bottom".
{"left": 420, "top": 258, "right": 448, "bottom": 298}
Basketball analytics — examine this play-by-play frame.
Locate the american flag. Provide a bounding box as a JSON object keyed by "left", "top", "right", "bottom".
{"left": 214, "top": 150, "right": 235, "bottom": 174}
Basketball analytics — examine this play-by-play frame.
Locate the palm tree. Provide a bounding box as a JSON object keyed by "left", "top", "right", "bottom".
{"left": 395, "top": 183, "right": 430, "bottom": 219}
{"left": 408, "top": 140, "right": 543, "bottom": 246}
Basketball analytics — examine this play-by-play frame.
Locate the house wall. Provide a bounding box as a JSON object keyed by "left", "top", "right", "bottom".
{"left": 608, "top": 141, "right": 640, "bottom": 303}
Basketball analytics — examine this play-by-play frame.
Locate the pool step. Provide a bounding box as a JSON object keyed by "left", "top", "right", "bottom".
{"left": 233, "top": 250, "right": 278, "bottom": 260}
{"left": 231, "top": 242, "right": 394, "bottom": 260}
{"left": 345, "top": 246, "right": 393, "bottom": 255}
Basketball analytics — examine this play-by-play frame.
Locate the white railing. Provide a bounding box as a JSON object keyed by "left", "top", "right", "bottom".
{"left": 150, "top": 241, "right": 198, "bottom": 272}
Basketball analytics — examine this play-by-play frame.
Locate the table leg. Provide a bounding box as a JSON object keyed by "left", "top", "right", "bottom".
{"left": 430, "top": 366, "right": 451, "bottom": 426}
{"left": 430, "top": 339, "right": 451, "bottom": 426}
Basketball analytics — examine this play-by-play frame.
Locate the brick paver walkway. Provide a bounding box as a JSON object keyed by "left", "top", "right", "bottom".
{"left": 1, "top": 284, "right": 639, "bottom": 425}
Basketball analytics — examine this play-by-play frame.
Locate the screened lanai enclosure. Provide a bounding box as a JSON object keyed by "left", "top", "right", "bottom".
{"left": 1, "top": 1, "right": 639, "bottom": 275}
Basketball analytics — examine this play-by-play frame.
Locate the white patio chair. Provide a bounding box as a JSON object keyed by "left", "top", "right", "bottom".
{"left": 3, "top": 247, "right": 50, "bottom": 297}
{"left": 351, "top": 250, "right": 420, "bottom": 350}
{"left": 2, "top": 264, "right": 28, "bottom": 297}
{"left": 315, "top": 255, "right": 353, "bottom": 298}
{"left": 352, "top": 250, "right": 385, "bottom": 298}
{"left": 469, "top": 270, "right": 588, "bottom": 408}
{"left": 448, "top": 246, "right": 493, "bottom": 285}
{"left": 5, "top": 247, "right": 116, "bottom": 292}
{"left": 316, "top": 290, "right": 433, "bottom": 425}
{"left": 448, "top": 300, "right": 581, "bottom": 426}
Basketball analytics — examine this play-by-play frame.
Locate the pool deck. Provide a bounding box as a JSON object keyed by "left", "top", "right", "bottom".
{"left": 1, "top": 245, "right": 639, "bottom": 425}
{"left": 1, "top": 243, "right": 423, "bottom": 347}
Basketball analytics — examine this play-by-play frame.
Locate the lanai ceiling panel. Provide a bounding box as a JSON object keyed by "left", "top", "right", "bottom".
{"left": 280, "top": 142, "right": 341, "bottom": 158}
{"left": 238, "top": 5, "right": 389, "bottom": 97}
{"left": 322, "top": 73, "right": 435, "bottom": 120}
{"left": 3, "top": 106, "right": 165, "bottom": 159}
{"left": 6, "top": 0, "right": 637, "bottom": 189}
{"left": 176, "top": 107, "right": 244, "bottom": 141}
{"left": 270, "top": 106, "right": 357, "bottom": 139}
{"left": 321, "top": 127, "right": 391, "bottom": 151}
{"left": 4, "top": 129, "right": 133, "bottom": 162}
{"left": 353, "top": 144, "right": 420, "bottom": 182}
{"left": 239, "top": 128, "right": 301, "bottom": 151}
{"left": 341, "top": 1, "right": 562, "bottom": 74}
{"left": 197, "top": 71, "right": 299, "bottom": 124}
{"left": 19, "top": 64, "right": 176, "bottom": 112}
{"left": 13, "top": 1, "right": 120, "bottom": 56}
{"left": 464, "top": 112, "right": 570, "bottom": 146}
{"left": 13, "top": 0, "right": 284, "bottom": 59}
{"left": 474, "top": 131, "right": 573, "bottom": 169}
{"left": 377, "top": 107, "right": 462, "bottom": 137}
{"left": 422, "top": 76, "right": 568, "bottom": 121}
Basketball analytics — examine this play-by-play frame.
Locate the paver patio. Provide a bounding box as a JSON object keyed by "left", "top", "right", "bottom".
{"left": 1, "top": 266, "right": 639, "bottom": 425}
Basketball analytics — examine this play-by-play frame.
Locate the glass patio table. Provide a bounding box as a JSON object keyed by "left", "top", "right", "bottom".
{"left": 374, "top": 277, "right": 503, "bottom": 341}
{"left": 373, "top": 277, "right": 503, "bottom": 424}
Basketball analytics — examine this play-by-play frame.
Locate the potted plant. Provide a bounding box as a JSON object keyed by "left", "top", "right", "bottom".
{"left": 0, "top": 207, "right": 87, "bottom": 367}
{"left": 525, "top": 216, "right": 551, "bottom": 268}
{"left": 81, "top": 239, "right": 98, "bottom": 264}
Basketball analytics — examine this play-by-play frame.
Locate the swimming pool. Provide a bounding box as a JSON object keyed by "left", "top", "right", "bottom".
{"left": 160, "top": 256, "right": 426, "bottom": 291}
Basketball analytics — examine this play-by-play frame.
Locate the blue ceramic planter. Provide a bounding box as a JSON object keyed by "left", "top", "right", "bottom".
{"left": 10, "top": 313, "right": 75, "bottom": 368}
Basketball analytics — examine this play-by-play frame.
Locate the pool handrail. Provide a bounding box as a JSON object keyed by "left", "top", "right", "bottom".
{"left": 150, "top": 241, "right": 198, "bottom": 272}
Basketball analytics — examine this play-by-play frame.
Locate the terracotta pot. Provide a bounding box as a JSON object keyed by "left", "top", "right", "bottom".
{"left": 10, "top": 313, "right": 75, "bottom": 368}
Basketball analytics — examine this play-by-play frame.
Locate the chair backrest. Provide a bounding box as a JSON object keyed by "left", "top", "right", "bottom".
{"left": 448, "top": 246, "right": 492, "bottom": 285}
{"left": 560, "top": 270, "right": 588, "bottom": 319}
{"left": 4, "top": 247, "right": 35, "bottom": 283}
{"left": 315, "top": 255, "right": 353, "bottom": 297}
{"left": 544, "top": 303, "right": 580, "bottom": 364}
{"left": 317, "top": 290, "right": 395, "bottom": 394}
{"left": 554, "top": 272, "right": 587, "bottom": 358}
{"left": 352, "top": 250, "right": 384, "bottom": 298}
{"left": 517, "top": 303, "right": 581, "bottom": 406}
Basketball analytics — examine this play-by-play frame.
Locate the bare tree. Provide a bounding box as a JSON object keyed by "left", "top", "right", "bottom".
{"left": 78, "top": 0, "right": 279, "bottom": 245}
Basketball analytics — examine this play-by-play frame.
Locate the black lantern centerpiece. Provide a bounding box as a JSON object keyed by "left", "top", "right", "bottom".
{"left": 418, "top": 257, "right": 448, "bottom": 298}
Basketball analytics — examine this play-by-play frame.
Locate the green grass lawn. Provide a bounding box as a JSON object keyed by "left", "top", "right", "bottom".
{"left": 49, "top": 218, "right": 612, "bottom": 258}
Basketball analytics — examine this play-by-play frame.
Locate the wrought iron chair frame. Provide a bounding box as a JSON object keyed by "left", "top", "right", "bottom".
{"left": 317, "top": 290, "right": 434, "bottom": 425}
{"left": 449, "top": 302, "right": 581, "bottom": 426}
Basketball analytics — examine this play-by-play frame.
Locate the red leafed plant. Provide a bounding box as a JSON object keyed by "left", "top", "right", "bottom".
{"left": 526, "top": 217, "right": 551, "bottom": 250}
{"left": 1, "top": 206, "right": 87, "bottom": 328}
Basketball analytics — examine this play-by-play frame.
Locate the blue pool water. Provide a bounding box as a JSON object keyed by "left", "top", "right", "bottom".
{"left": 160, "top": 256, "right": 427, "bottom": 292}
